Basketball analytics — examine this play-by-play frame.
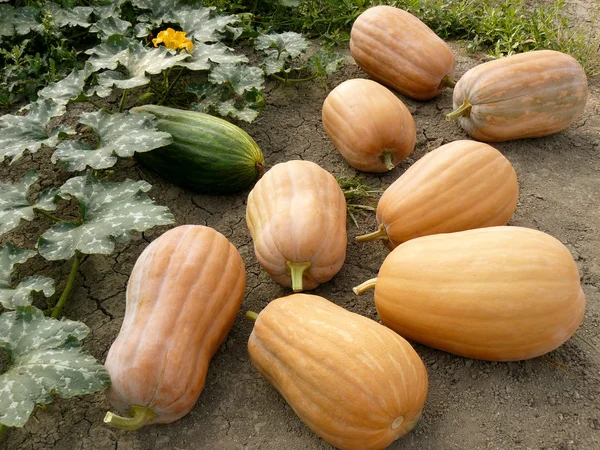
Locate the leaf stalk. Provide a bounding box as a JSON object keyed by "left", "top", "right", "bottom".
{"left": 51, "top": 252, "right": 82, "bottom": 319}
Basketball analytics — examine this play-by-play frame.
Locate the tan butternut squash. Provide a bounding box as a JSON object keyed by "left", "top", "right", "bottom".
{"left": 446, "top": 50, "right": 588, "bottom": 142}
{"left": 322, "top": 78, "right": 416, "bottom": 172}
{"left": 103, "top": 225, "right": 246, "bottom": 429}
{"left": 356, "top": 140, "right": 518, "bottom": 249}
{"left": 248, "top": 293, "right": 428, "bottom": 450}
{"left": 350, "top": 5, "right": 455, "bottom": 100}
{"left": 246, "top": 160, "right": 347, "bottom": 292}
{"left": 354, "top": 226, "right": 586, "bottom": 361}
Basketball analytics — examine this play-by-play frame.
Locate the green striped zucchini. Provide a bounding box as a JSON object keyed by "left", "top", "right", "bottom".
{"left": 131, "top": 105, "right": 265, "bottom": 194}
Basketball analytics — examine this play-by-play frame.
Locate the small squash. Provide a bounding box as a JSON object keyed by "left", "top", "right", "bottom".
{"left": 356, "top": 140, "right": 518, "bottom": 249}
{"left": 446, "top": 50, "right": 588, "bottom": 142}
{"left": 350, "top": 5, "right": 455, "bottom": 100}
{"left": 322, "top": 78, "right": 416, "bottom": 172}
{"left": 248, "top": 293, "right": 428, "bottom": 450}
{"left": 246, "top": 160, "right": 347, "bottom": 292}
{"left": 103, "top": 225, "right": 246, "bottom": 429}
{"left": 354, "top": 226, "right": 586, "bottom": 362}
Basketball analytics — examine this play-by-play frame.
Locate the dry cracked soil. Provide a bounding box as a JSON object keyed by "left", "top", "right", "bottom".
{"left": 2, "top": 10, "right": 600, "bottom": 450}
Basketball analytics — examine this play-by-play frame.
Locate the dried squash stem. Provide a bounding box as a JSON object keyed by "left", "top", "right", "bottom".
{"left": 381, "top": 151, "right": 395, "bottom": 170}
{"left": 446, "top": 98, "right": 472, "bottom": 121}
{"left": 353, "top": 278, "right": 378, "bottom": 295}
{"left": 245, "top": 311, "right": 259, "bottom": 321}
{"left": 104, "top": 405, "right": 158, "bottom": 431}
{"left": 286, "top": 261, "right": 312, "bottom": 292}
{"left": 355, "top": 223, "right": 389, "bottom": 243}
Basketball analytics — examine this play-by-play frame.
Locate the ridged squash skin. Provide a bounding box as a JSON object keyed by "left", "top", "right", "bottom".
{"left": 447, "top": 50, "right": 588, "bottom": 142}
{"left": 360, "top": 226, "right": 586, "bottom": 362}
{"left": 104, "top": 225, "right": 246, "bottom": 427}
{"left": 246, "top": 160, "right": 347, "bottom": 291}
{"left": 131, "top": 105, "right": 265, "bottom": 193}
{"left": 350, "top": 5, "right": 455, "bottom": 100}
{"left": 248, "top": 294, "right": 429, "bottom": 450}
{"left": 322, "top": 78, "right": 416, "bottom": 172}
{"left": 356, "top": 140, "right": 518, "bottom": 249}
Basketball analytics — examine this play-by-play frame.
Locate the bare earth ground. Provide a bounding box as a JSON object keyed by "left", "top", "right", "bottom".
{"left": 2, "top": 20, "right": 600, "bottom": 450}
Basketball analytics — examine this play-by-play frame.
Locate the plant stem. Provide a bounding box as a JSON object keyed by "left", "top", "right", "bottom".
{"left": 355, "top": 223, "right": 389, "bottom": 243}
{"left": 382, "top": 152, "right": 395, "bottom": 171}
{"left": 118, "top": 89, "right": 128, "bottom": 113}
{"left": 104, "top": 405, "right": 157, "bottom": 431}
{"left": 35, "top": 208, "right": 63, "bottom": 222}
{"left": 353, "top": 278, "right": 378, "bottom": 295}
{"left": 446, "top": 98, "right": 472, "bottom": 121}
{"left": 245, "top": 311, "right": 259, "bottom": 321}
{"left": 51, "top": 253, "right": 82, "bottom": 319}
{"left": 271, "top": 73, "right": 318, "bottom": 83}
{"left": 0, "top": 424, "right": 8, "bottom": 440}
{"left": 286, "top": 261, "right": 312, "bottom": 292}
{"left": 158, "top": 68, "right": 185, "bottom": 106}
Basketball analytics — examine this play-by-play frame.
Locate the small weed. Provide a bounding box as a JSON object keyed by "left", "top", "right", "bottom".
{"left": 337, "top": 175, "right": 382, "bottom": 228}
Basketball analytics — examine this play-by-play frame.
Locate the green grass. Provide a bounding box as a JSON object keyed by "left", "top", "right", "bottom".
{"left": 336, "top": 175, "right": 382, "bottom": 228}
{"left": 205, "top": 0, "right": 600, "bottom": 76}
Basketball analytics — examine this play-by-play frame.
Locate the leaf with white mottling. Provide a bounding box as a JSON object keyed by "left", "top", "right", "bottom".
{"left": 0, "top": 99, "right": 67, "bottom": 163}
{"left": 132, "top": 0, "right": 188, "bottom": 24}
{"left": 0, "top": 171, "right": 59, "bottom": 237}
{"left": 96, "top": 42, "right": 190, "bottom": 91}
{"left": 167, "top": 7, "right": 239, "bottom": 43}
{"left": 43, "top": 2, "right": 93, "bottom": 28}
{"left": 37, "top": 69, "right": 86, "bottom": 107}
{"left": 37, "top": 175, "right": 175, "bottom": 261}
{"left": 255, "top": 32, "right": 308, "bottom": 59}
{"left": 84, "top": 34, "right": 130, "bottom": 73}
{"left": 309, "top": 50, "right": 345, "bottom": 75}
{"left": 0, "top": 6, "right": 43, "bottom": 37}
{"left": 0, "top": 306, "right": 111, "bottom": 428}
{"left": 217, "top": 100, "right": 259, "bottom": 123}
{"left": 176, "top": 41, "right": 247, "bottom": 71}
{"left": 1, "top": 276, "right": 55, "bottom": 310}
{"left": 51, "top": 110, "right": 172, "bottom": 171}
{"left": 0, "top": 244, "right": 36, "bottom": 283}
{"left": 92, "top": 0, "right": 127, "bottom": 19}
{"left": 209, "top": 63, "right": 264, "bottom": 95}
{"left": 89, "top": 17, "right": 132, "bottom": 40}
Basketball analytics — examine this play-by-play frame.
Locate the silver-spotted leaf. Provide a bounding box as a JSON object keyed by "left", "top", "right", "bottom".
{"left": 37, "top": 175, "right": 175, "bottom": 261}
{"left": 217, "top": 100, "right": 259, "bottom": 123}
{"left": 0, "top": 306, "right": 111, "bottom": 428}
{"left": 176, "top": 41, "right": 247, "bottom": 71}
{"left": 255, "top": 32, "right": 308, "bottom": 59}
{"left": 166, "top": 7, "right": 239, "bottom": 43}
{"left": 0, "top": 99, "right": 68, "bottom": 163}
{"left": 89, "top": 17, "right": 132, "bottom": 40}
{"left": 208, "top": 63, "right": 264, "bottom": 96}
{"left": 0, "top": 171, "right": 59, "bottom": 236}
{"left": 84, "top": 35, "right": 131, "bottom": 73}
{"left": 37, "top": 69, "right": 86, "bottom": 108}
{"left": 0, "top": 6, "right": 43, "bottom": 37}
{"left": 51, "top": 110, "right": 172, "bottom": 171}
{"left": 43, "top": 3, "right": 93, "bottom": 28}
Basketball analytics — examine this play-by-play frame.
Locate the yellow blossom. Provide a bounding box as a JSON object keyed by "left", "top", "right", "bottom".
{"left": 152, "top": 28, "right": 194, "bottom": 52}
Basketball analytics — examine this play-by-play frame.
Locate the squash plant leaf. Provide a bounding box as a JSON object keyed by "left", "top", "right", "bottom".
{"left": 0, "top": 170, "right": 59, "bottom": 237}
{"left": 89, "top": 17, "right": 132, "bottom": 40}
{"left": 255, "top": 32, "right": 309, "bottom": 75}
{"left": 309, "top": 50, "right": 345, "bottom": 75}
{"left": 37, "top": 175, "right": 175, "bottom": 261}
{"left": 96, "top": 42, "right": 190, "bottom": 91}
{"left": 84, "top": 34, "right": 131, "bottom": 73}
{"left": 42, "top": 3, "right": 94, "bottom": 28}
{"left": 92, "top": 0, "right": 128, "bottom": 20}
{"left": 51, "top": 110, "right": 172, "bottom": 171}
{"left": 167, "top": 7, "right": 240, "bottom": 43}
{"left": 132, "top": 0, "right": 186, "bottom": 24}
{"left": 37, "top": 69, "right": 86, "bottom": 108}
{"left": 0, "top": 5, "right": 43, "bottom": 38}
{"left": 0, "top": 99, "right": 70, "bottom": 163}
{"left": 0, "top": 243, "right": 55, "bottom": 310}
{"left": 0, "top": 306, "right": 111, "bottom": 428}
{"left": 176, "top": 42, "right": 247, "bottom": 71}
{"left": 208, "top": 63, "right": 265, "bottom": 96}
{"left": 217, "top": 100, "right": 259, "bottom": 123}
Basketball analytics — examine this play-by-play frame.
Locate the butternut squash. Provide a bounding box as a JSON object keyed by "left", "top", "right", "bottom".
{"left": 354, "top": 226, "right": 586, "bottom": 361}
{"left": 356, "top": 140, "right": 519, "bottom": 249}
{"left": 350, "top": 5, "right": 455, "bottom": 100}
{"left": 446, "top": 50, "right": 588, "bottom": 142}
{"left": 322, "top": 78, "right": 416, "bottom": 172}
{"left": 246, "top": 160, "right": 347, "bottom": 292}
{"left": 103, "top": 225, "right": 246, "bottom": 429}
{"left": 248, "top": 293, "right": 428, "bottom": 450}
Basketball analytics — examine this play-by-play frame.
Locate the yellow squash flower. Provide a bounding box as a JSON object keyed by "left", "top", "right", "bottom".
{"left": 152, "top": 28, "right": 194, "bottom": 52}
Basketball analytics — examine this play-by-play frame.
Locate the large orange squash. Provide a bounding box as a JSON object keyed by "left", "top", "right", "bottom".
{"left": 446, "top": 50, "right": 588, "bottom": 142}
{"left": 248, "top": 293, "right": 428, "bottom": 450}
{"left": 322, "top": 78, "right": 416, "bottom": 172}
{"left": 350, "top": 5, "right": 455, "bottom": 100}
{"left": 356, "top": 140, "right": 518, "bottom": 249}
{"left": 246, "top": 160, "right": 347, "bottom": 292}
{"left": 103, "top": 225, "right": 246, "bottom": 429}
{"left": 354, "top": 226, "right": 586, "bottom": 362}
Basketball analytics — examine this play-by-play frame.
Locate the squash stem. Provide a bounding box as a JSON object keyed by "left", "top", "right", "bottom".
{"left": 442, "top": 74, "right": 456, "bottom": 88}
{"left": 355, "top": 223, "right": 389, "bottom": 243}
{"left": 381, "top": 151, "right": 395, "bottom": 171}
{"left": 256, "top": 162, "right": 265, "bottom": 179}
{"left": 286, "top": 261, "right": 312, "bottom": 292}
{"left": 245, "top": 311, "right": 259, "bottom": 322}
{"left": 353, "top": 278, "right": 378, "bottom": 295}
{"left": 50, "top": 252, "right": 82, "bottom": 319}
{"left": 446, "top": 98, "right": 472, "bottom": 121}
{"left": 104, "top": 405, "right": 158, "bottom": 431}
